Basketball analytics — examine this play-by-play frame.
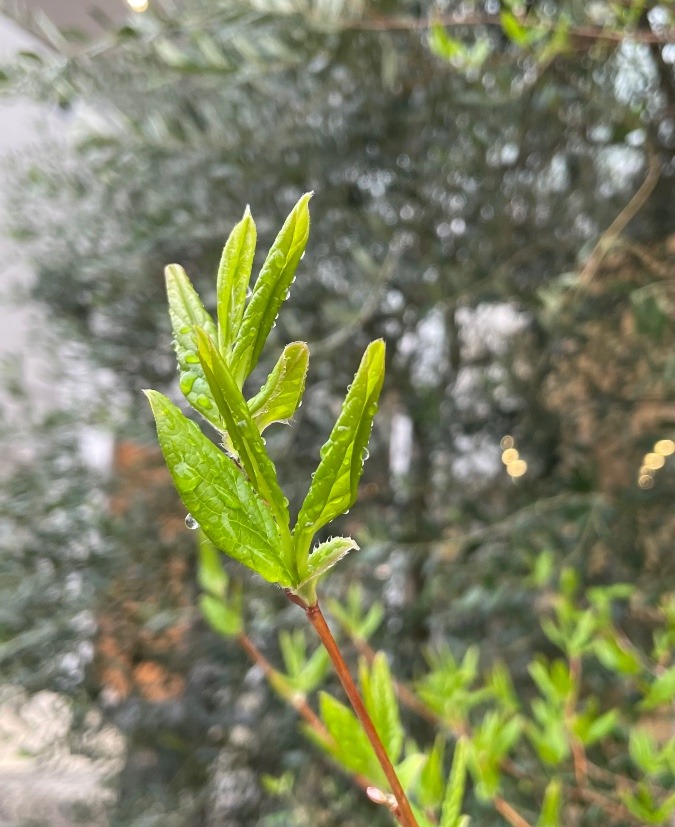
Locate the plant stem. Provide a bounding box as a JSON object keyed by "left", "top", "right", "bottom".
{"left": 235, "top": 630, "right": 376, "bottom": 797}
{"left": 494, "top": 796, "right": 532, "bottom": 827}
{"left": 304, "top": 601, "right": 419, "bottom": 827}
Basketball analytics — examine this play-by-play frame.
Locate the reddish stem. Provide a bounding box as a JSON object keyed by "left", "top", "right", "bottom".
{"left": 494, "top": 796, "right": 533, "bottom": 827}
{"left": 304, "top": 601, "right": 419, "bottom": 827}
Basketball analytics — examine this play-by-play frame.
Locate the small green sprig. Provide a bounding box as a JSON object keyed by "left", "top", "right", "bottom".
{"left": 145, "top": 193, "right": 385, "bottom": 608}
{"left": 145, "top": 195, "right": 421, "bottom": 826}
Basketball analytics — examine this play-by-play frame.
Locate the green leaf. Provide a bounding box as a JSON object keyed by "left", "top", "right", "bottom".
{"left": 293, "top": 339, "right": 385, "bottom": 572}
{"left": 396, "top": 753, "right": 427, "bottom": 792}
{"left": 231, "top": 193, "right": 312, "bottom": 385}
{"left": 629, "top": 729, "right": 661, "bottom": 775}
{"left": 145, "top": 390, "right": 292, "bottom": 585}
{"left": 277, "top": 628, "right": 329, "bottom": 694}
{"left": 217, "top": 205, "right": 257, "bottom": 356}
{"left": 440, "top": 737, "right": 469, "bottom": 827}
{"left": 419, "top": 736, "right": 445, "bottom": 809}
{"left": 306, "top": 536, "right": 358, "bottom": 581}
{"left": 640, "top": 666, "right": 675, "bottom": 711}
{"left": 247, "top": 341, "right": 309, "bottom": 432}
{"left": 360, "top": 652, "right": 404, "bottom": 763}
{"left": 581, "top": 709, "right": 618, "bottom": 746}
{"left": 165, "top": 264, "right": 221, "bottom": 428}
{"left": 537, "top": 778, "right": 562, "bottom": 827}
{"left": 622, "top": 785, "right": 675, "bottom": 824}
{"left": 197, "top": 533, "right": 228, "bottom": 598}
{"left": 295, "top": 536, "right": 358, "bottom": 605}
{"left": 195, "top": 329, "right": 294, "bottom": 575}
{"left": 297, "top": 643, "right": 330, "bottom": 694}
{"left": 489, "top": 661, "right": 520, "bottom": 713}
{"left": 429, "top": 24, "right": 466, "bottom": 61}
{"left": 325, "top": 584, "right": 384, "bottom": 641}
{"left": 593, "top": 636, "right": 642, "bottom": 675}
{"left": 279, "top": 629, "right": 306, "bottom": 678}
{"left": 200, "top": 593, "right": 242, "bottom": 638}
{"left": 568, "top": 609, "right": 597, "bottom": 656}
{"left": 318, "top": 691, "right": 384, "bottom": 784}
{"left": 500, "top": 10, "right": 529, "bottom": 44}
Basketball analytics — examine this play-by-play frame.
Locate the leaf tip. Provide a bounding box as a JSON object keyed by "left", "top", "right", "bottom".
{"left": 164, "top": 262, "right": 183, "bottom": 282}
{"left": 142, "top": 388, "right": 165, "bottom": 418}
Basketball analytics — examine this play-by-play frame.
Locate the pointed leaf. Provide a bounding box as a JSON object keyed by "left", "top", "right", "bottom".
{"left": 419, "top": 736, "right": 446, "bottom": 809}
{"left": 306, "top": 536, "right": 358, "bottom": 581}
{"left": 395, "top": 753, "right": 427, "bottom": 792}
{"left": 279, "top": 629, "right": 306, "bottom": 679}
{"left": 318, "top": 691, "right": 384, "bottom": 784}
{"left": 295, "top": 536, "right": 358, "bottom": 605}
{"left": 294, "top": 339, "right": 385, "bottom": 572}
{"left": 231, "top": 193, "right": 312, "bottom": 384}
{"left": 583, "top": 709, "right": 618, "bottom": 746}
{"left": 196, "top": 329, "right": 294, "bottom": 576}
{"left": 537, "top": 778, "right": 562, "bottom": 827}
{"left": 247, "top": 342, "right": 309, "bottom": 432}
{"left": 165, "top": 264, "right": 221, "bottom": 428}
{"left": 200, "top": 593, "right": 242, "bottom": 638}
{"left": 440, "top": 738, "right": 469, "bottom": 827}
{"left": 197, "top": 533, "right": 228, "bottom": 598}
{"left": 217, "top": 206, "right": 257, "bottom": 355}
{"left": 145, "top": 390, "right": 291, "bottom": 585}
{"left": 500, "top": 10, "right": 530, "bottom": 45}
{"left": 297, "top": 645, "right": 330, "bottom": 694}
{"left": 640, "top": 666, "right": 675, "bottom": 710}
{"left": 429, "top": 24, "right": 466, "bottom": 60}
{"left": 360, "top": 652, "right": 404, "bottom": 763}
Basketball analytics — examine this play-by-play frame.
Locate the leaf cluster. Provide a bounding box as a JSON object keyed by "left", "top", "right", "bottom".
{"left": 147, "top": 194, "right": 385, "bottom": 606}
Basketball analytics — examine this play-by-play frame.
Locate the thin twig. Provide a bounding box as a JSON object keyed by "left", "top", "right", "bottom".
{"left": 573, "top": 785, "right": 645, "bottom": 826}
{"left": 494, "top": 796, "right": 533, "bottom": 827}
{"left": 235, "top": 631, "right": 376, "bottom": 796}
{"left": 344, "top": 13, "right": 675, "bottom": 45}
{"left": 620, "top": 239, "right": 674, "bottom": 282}
{"left": 580, "top": 151, "right": 662, "bottom": 285}
{"left": 303, "top": 600, "right": 419, "bottom": 827}
{"left": 236, "top": 631, "right": 326, "bottom": 735}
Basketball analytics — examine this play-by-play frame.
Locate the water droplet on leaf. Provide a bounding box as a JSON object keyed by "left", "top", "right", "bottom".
{"left": 185, "top": 514, "right": 199, "bottom": 530}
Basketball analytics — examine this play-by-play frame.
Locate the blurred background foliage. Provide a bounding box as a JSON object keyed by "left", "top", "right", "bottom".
{"left": 0, "top": 0, "right": 673, "bottom": 823}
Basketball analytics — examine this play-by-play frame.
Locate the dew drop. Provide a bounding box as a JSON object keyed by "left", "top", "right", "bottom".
{"left": 300, "top": 251, "right": 306, "bottom": 260}
{"left": 284, "top": 290, "right": 290, "bottom": 300}
{"left": 246, "top": 286, "right": 253, "bottom": 299}
{"left": 362, "top": 448, "right": 370, "bottom": 461}
{"left": 185, "top": 514, "right": 200, "bottom": 530}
